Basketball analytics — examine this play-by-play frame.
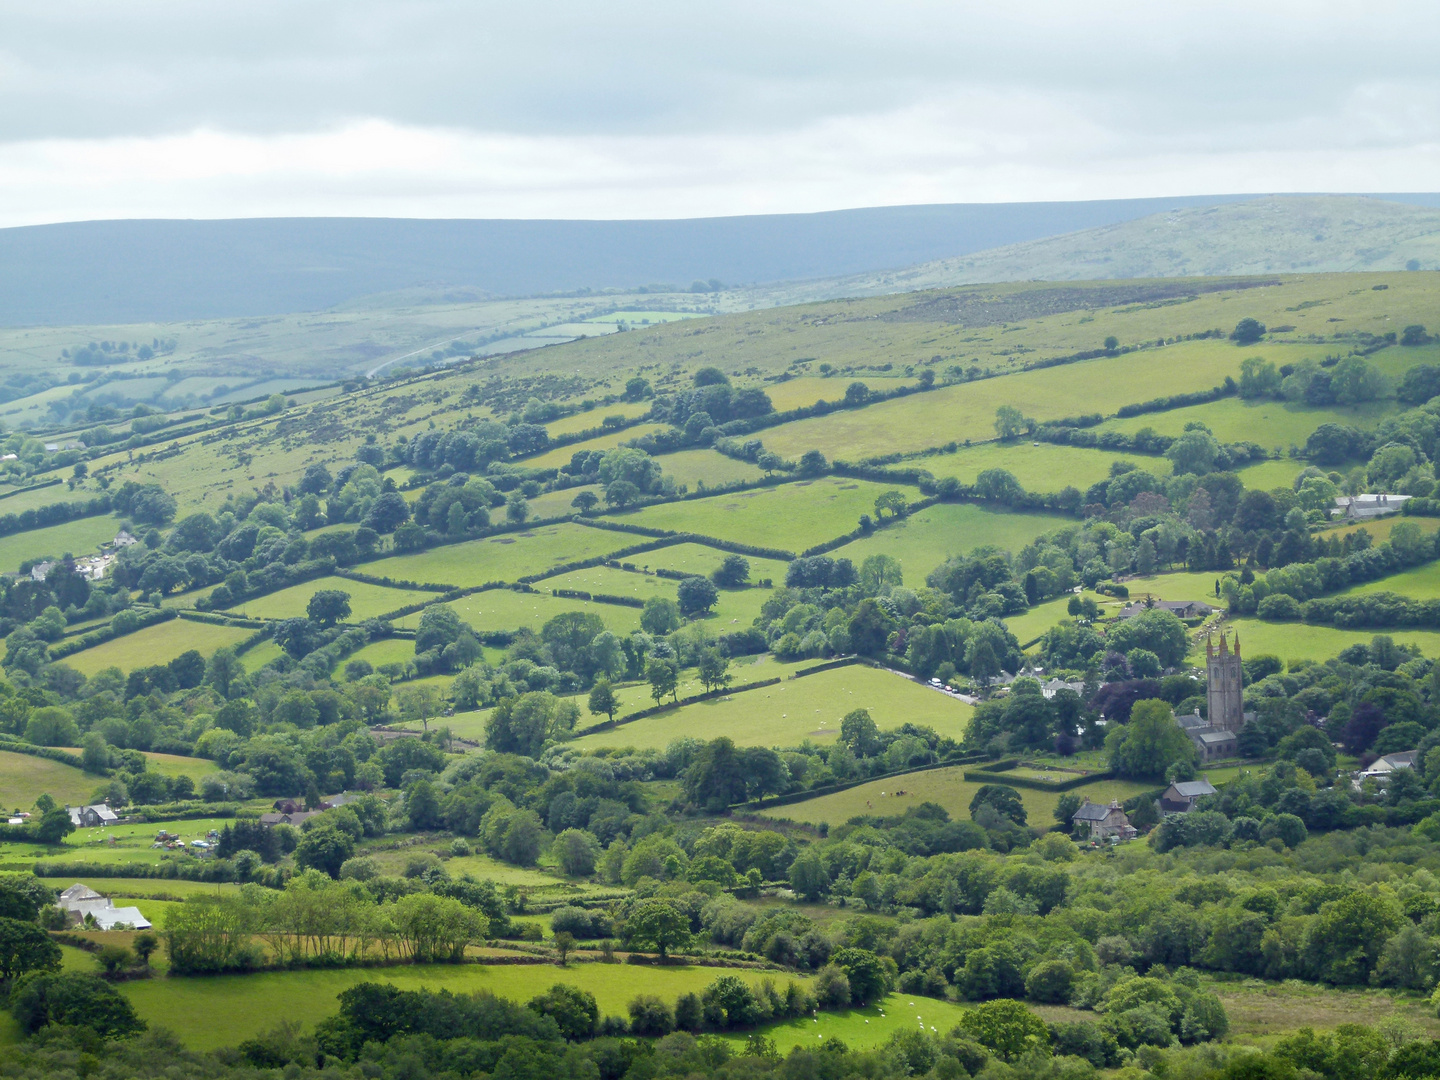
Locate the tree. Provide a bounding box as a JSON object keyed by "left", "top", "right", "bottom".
{"left": 859, "top": 554, "right": 902, "bottom": 592}
{"left": 874, "top": 490, "right": 908, "bottom": 519}
{"left": 788, "top": 849, "right": 830, "bottom": 900}
{"left": 645, "top": 658, "right": 679, "bottom": 705}
{"left": 712, "top": 554, "right": 750, "bottom": 587}
{"left": 571, "top": 490, "right": 599, "bottom": 514}
{"left": 640, "top": 596, "right": 682, "bottom": 635}
{"left": 1106, "top": 698, "right": 1197, "bottom": 779}
{"left": 604, "top": 480, "right": 641, "bottom": 508}
{"left": 682, "top": 737, "right": 747, "bottom": 811}
{"left": 396, "top": 684, "right": 442, "bottom": 731}
{"left": 974, "top": 468, "right": 1024, "bottom": 504}
{"left": 625, "top": 900, "right": 690, "bottom": 957}
{"left": 1401, "top": 324, "right": 1432, "bottom": 347}
{"left": 0, "top": 918, "right": 62, "bottom": 981}
{"left": 1238, "top": 355, "right": 1280, "bottom": 397}
{"left": 969, "top": 784, "right": 1027, "bottom": 826}
{"left": 8, "top": 971, "right": 146, "bottom": 1039}
{"left": 957, "top": 999, "right": 1050, "bottom": 1061}
{"left": 1165, "top": 428, "right": 1222, "bottom": 475}
{"left": 362, "top": 491, "right": 411, "bottom": 533}
{"left": 839, "top": 708, "right": 881, "bottom": 756}
{"left": 1104, "top": 336, "right": 1120, "bottom": 351}
{"left": 1231, "top": 318, "right": 1266, "bottom": 345}
{"left": 830, "top": 948, "right": 889, "bottom": 1004}
{"left": 797, "top": 449, "right": 828, "bottom": 476}
{"left": 587, "top": 678, "right": 619, "bottom": 722}
{"left": 994, "top": 405, "right": 1026, "bottom": 440}
{"left": 697, "top": 648, "right": 731, "bottom": 692}
{"left": 306, "top": 589, "right": 352, "bottom": 627}
{"left": 35, "top": 807, "right": 74, "bottom": 845}
{"left": 131, "top": 932, "right": 158, "bottom": 968}
{"left": 677, "top": 575, "right": 719, "bottom": 616}
{"left": 552, "top": 829, "right": 601, "bottom": 876}
{"left": 294, "top": 825, "right": 355, "bottom": 878}
{"left": 80, "top": 731, "right": 110, "bottom": 775}
{"left": 844, "top": 382, "right": 871, "bottom": 406}
{"left": 552, "top": 932, "right": 576, "bottom": 968}
{"left": 407, "top": 779, "right": 442, "bottom": 830}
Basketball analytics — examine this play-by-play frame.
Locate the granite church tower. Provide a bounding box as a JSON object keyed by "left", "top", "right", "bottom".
{"left": 1205, "top": 631, "right": 1245, "bottom": 733}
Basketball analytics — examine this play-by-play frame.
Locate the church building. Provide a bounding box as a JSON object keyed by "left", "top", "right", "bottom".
{"left": 1176, "top": 631, "right": 1252, "bottom": 760}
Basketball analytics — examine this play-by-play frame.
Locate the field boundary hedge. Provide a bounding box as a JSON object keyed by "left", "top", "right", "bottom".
{"left": 49, "top": 606, "right": 178, "bottom": 661}
{"left": 799, "top": 496, "right": 941, "bottom": 558}
{"left": 0, "top": 493, "right": 113, "bottom": 540}
{"left": 32, "top": 859, "right": 246, "bottom": 882}
{"left": 0, "top": 479, "right": 61, "bottom": 503}
{"left": 961, "top": 767, "right": 1116, "bottom": 791}
{"left": 574, "top": 519, "right": 795, "bottom": 561}
{"left": 0, "top": 734, "right": 86, "bottom": 770}
{"left": 790, "top": 656, "right": 860, "bottom": 678}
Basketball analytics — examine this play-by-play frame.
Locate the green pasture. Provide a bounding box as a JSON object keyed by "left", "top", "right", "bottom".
{"left": 161, "top": 583, "right": 219, "bottom": 610}
{"left": 1191, "top": 618, "right": 1440, "bottom": 665}
{"left": 1347, "top": 560, "right": 1440, "bottom": 600}
{"left": 228, "top": 575, "right": 436, "bottom": 622}
{"left": 732, "top": 992, "right": 969, "bottom": 1054}
{"left": 397, "top": 591, "right": 643, "bottom": 637}
{"left": 1319, "top": 515, "right": 1440, "bottom": 545}
{"left": 59, "top": 619, "right": 256, "bottom": 677}
{"left": 833, "top": 503, "right": 1069, "bottom": 584}
{"left": 1097, "top": 396, "right": 1395, "bottom": 452}
{"left": 241, "top": 640, "right": 285, "bottom": 671}
{"left": 0, "top": 749, "right": 98, "bottom": 809}
{"left": 362, "top": 523, "right": 631, "bottom": 588}
{"left": 631, "top": 542, "right": 790, "bottom": 584}
{"left": 519, "top": 424, "right": 671, "bottom": 469}
{"left": 544, "top": 400, "right": 651, "bottom": 437}
{"left": 761, "top": 765, "right": 1158, "bottom": 829}
{"left": 58, "top": 877, "right": 242, "bottom": 900}
{"left": 121, "top": 961, "right": 804, "bottom": 1051}
{"left": 542, "top": 565, "right": 676, "bottom": 602}
{"left": 1004, "top": 592, "right": 1120, "bottom": 648}
{"left": 655, "top": 448, "right": 767, "bottom": 487}
{"left": 0, "top": 484, "right": 100, "bottom": 516}
{"left": 46, "top": 749, "right": 218, "bottom": 786}
{"left": 761, "top": 376, "right": 876, "bottom": 412}
{"left": 523, "top": 485, "right": 597, "bottom": 520}
{"left": 0, "top": 513, "right": 120, "bottom": 573}
{"left": 1235, "top": 458, "right": 1305, "bottom": 491}
{"left": 910, "top": 442, "right": 1171, "bottom": 494}
{"left": 344, "top": 637, "right": 420, "bottom": 670}
{"left": 756, "top": 340, "right": 1306, "bottom": 461}
{"left": 603, "top": 478, "right": 921, "bottom": 553}
{"left": 572, "top": 663, "right": 971, "bottom": 752}
{"left": 1122, "top": 571, "right": 1226, "bottom": 604}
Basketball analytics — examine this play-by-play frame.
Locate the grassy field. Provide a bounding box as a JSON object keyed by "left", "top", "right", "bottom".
{"left": 1122, "top": 571, "right": 1226, "bottom": 603}
{"left": 629, "top": 542, "right": 790, "bottom": 584}
{"left": 522, "top": 485, "right": 598, "bottom": 520}
{"left": 362, "top": 523, "right": 632, "bottom": 588}
{"left": 0, "top": 514, "right": 120, "bottom": 573}
{"left": 228, "top": 575, "right": 437, "bottom": 622}
{"left": 910, "top": 442, "right": 1171, "bottom": 494}
{"left": 0, "top": 749, "right": 99, "bottom": 809}
{"left": 0, "top": 483, "right": 102, "bottom": 516}
{"left": 541, "top": 565, "right": 678, "bottom": 602}
{"left": 543, "top": 401, "right": 651, "bottom": 437}
{"left": 44, "top": 750, "right": 218, "bottom": 785}
{"left": 1193, "top": 618, "right": 1440, "bottom": 664}
{"left": 571, "top": 664, "right": 972, "bottom": 752}
{"left": 760, "top": 764, "right": 1160, "bottom": 828}
{"left": 603, "top": 478, "right": 921, "bottom": 553}
{"left": 120, "top": 961, "right": 805, "bottom": 1051}
{"left": 1347, "top": 560, "right": 1440, "bottom": 600}
{"left": 396, "top": 591, "right": 644, "bottom": 637}
{"left": 732, "top": 992, "right": 968, "bottom": 1054}
{"left": 59, "top": 619, "right": 256, "bottom": 677}
{"left": 344, "top": 637, "right": 421, "bottom": 670}
{"left": 656, "top": 449, "right": 767, "bottom": 488}
{"left": 241, "top": 640, "right": 285, "bottom": 671}
{"left": 832, "top": 504, "right": 1069, "bottom": 584}
{"left": 1235, "top": 458, "right": 1306, "bottom": 491}
{"left": 1004, "top": 592, "right": 1123, "bottom": 647}
{"left": 518, "top": 424, "right": 671, "bottom": 469}
{"left": 1097, "top": 396, "right": 1397, "bottom": 453}
{"left": 1319, "top": 515, "right": 1440, "bottom": 544}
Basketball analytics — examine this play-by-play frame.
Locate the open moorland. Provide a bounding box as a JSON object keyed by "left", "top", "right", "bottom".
{"left": 5, "top": 271, "right": 1440, "bottom": 1076}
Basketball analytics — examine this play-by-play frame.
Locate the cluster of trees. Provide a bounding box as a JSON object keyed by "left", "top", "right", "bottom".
{"left": 560, "top": 446, "right": 676, "bottom": 509}
{"left": 1238, "top": 353, "right": 1388, "bottom": 407}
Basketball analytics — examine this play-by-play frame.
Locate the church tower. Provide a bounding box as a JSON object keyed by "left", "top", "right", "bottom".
{"left": 1205, "top": 631, "right": 1244, "bottom": 732}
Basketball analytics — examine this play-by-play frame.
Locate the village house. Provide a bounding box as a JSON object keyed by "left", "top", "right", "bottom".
{"left": 56, "top": 883, "right": 151, "bottom": 930}
{"left": 1160, "top": 778, "right": 1218, "bottom": 814}
{"left": 1117, "top": 599, "right": 1213, "bottom": 620}
{"left": 66, "top": 803, "right": 120, "bottom": 828}
{"left": 1332, "top": 494, "right": 1411, "bottom": 521}
{"left": 1072, "top": 798, "right": 1137, "bottom": 841}
{"left": 1359, "top": 750, "right": 1419, "bottom": 782}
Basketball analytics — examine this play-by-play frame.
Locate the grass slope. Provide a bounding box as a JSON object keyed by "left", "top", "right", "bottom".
{"left": 0, "top": 749, "right": 98, "bottom": 809}
{"left": 229, "top": 576, "right": 437, "bottom": 622}
{"left": 0, "top": 514, "right": 119, "bottom": 573}
{"left": 396, "top": 591, "right": 643, "bottom": 637}
{"left": 603, "top": 478, "right": 919, "bottom": 553}
{"left": 571, "top": 664, "right": 971, "bottom": 752}
{"left": 60, "top": 619, "right": 255, "bottom": 677}
{"left": 910, "top": 442, "right": 1171, "bottom": 494}
{"left": 362, "top": 524, "right": 632, "bottom": 588}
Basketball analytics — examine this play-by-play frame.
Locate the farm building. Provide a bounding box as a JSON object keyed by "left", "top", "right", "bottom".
{"left": 1332, "top": 494, "right": 1411, "bottom": 520}
{"left": 67, "top": 803, "right": 120, "bottom": 828}
{"left": 1072, "top": 798, "right": 1137, "bottom": 841}
{"left": 1117, "top": 599, "right": 1213, "bottom": 620}
{"left": 1160, "top": 779, "right": 1218, "bottom": 814}
{"left": 56, "top": 883, "right": 151, "bottom": 930}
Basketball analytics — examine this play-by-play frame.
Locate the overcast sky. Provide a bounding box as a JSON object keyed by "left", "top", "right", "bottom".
{"left": 1, "top": 1, "right": 1438, "bottom": 224}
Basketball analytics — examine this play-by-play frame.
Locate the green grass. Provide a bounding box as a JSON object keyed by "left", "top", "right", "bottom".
{"left": 756, "top": 340, "right": 1295, "bottom": 461}
{"left": 120, "top": 961, "right": 804, "bottom": 1051}
{"left": 344, "top": 637, "right": 421, "bottom": 670}
{"left": 1122, "top": 571, "right": 1227, "bottom": 604}
{"left": 655, "top": 449, "right": 767, "bottom": 488}
{"left": 363, "top": 523, "right": 632, "bottom": 588}
{"left": 1097, "top": 395, "right": 1398, "bottom": 454}
{"left": 760, "top": 765, "right": 1160, "bottom": 828}
{"left": 544, "top": 401, "right": 651, "bottom": 437}
{"left": 396, "top": 592, "right": 643, "bottom": 637}
{"left": 832, "top": 504, "right": 1070, "bottom": 584}
{"left": 603, "top": 478, "right": 922, "bottom": 553}
{"left": 523, "top": 485, "right": 599, "bottom": 520}
{"left": 1235, "top": 458, "right": 1306, "bottom": 491}
{"left": 731, "top": 992, "right": 969, "bottom": 1054}
{"left": 1319, "top": 516, "right": 1440, "bottom": 545}
{"left": 57, "top": 877, "right": 242, "bottom": 899}
{"left": 518, "top": 425, "right": 671, "bottom": 469}
{"left": 228, "top": 575, "right": 436, "bottom": 622}
{"left": 0, "top": 749, "right": 99, "bottom": 810}
{"left": 541, "top": 565, "right": 677, "bottom": 602}
{"left": 1192, "top": 618, "right": 1440, "bottom": 665}
{"left": 627, "top": 542, "right": 790, "bottom": 584}
{"left": 910, "top": 442, "right": 1171, "bottom": 494}
{"left": 1004, "top": 592, "right": 1118, "bottom": 648}
{"left": 241, "top": 640, "right": 285, "bottom": 671}
{"left": 57, "top": 619, "right": 256, "bottom": 677}
{"left": 0, "top": 514, "right": 121, "bottom": 573}
{"left": 571, "top": 664, "right": 972, "bottom": 752}
{"left": 0, "top": 483, "right": 102, "bottom": 516}
{"left": 1347, "top": 561, "right": 1440, "bottom": 600}
{"left": 46, "top": 750, "right": 218, "bottom": 785}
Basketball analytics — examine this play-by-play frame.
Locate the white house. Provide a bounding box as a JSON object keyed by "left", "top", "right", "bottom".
{"left": 1359, "top": 750, "right": 1419, "bottom": 781}
{"left": 1333, "top": 494, "right": 1412, "bottom": 521}
{"left": 55, "top": 883, "right": 151, "bottom": 930}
